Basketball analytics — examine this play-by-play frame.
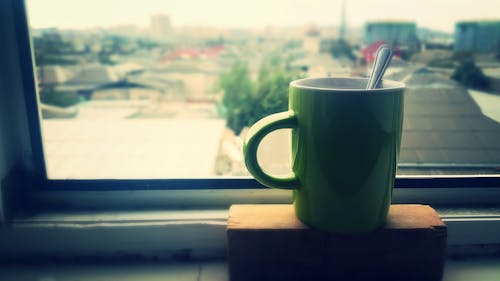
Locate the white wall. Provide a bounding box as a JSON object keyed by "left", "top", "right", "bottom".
{"left": 0, "top": 0, "right": 34, "bottom": 224}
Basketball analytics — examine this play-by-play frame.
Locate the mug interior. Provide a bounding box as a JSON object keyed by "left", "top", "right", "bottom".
{"left": 291, "top": 77, "right": 404, "bottom": 92}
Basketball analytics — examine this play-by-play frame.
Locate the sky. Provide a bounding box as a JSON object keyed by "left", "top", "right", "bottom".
{"left": 26, "top": 0, "right": 500, "bottom": 32}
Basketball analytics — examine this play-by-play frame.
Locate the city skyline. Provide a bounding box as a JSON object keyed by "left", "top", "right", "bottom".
{"left": 27, "top": 0, "right": 500, "bottom": 32}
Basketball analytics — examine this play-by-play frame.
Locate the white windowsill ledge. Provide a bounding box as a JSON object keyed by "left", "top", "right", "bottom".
{"left": 1, "top": 207, "right": 500, "bottom": 262}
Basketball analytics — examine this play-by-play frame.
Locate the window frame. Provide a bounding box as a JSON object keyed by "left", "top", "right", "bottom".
{"left": 10, "top": 0, "right": 500, "bottom": 208}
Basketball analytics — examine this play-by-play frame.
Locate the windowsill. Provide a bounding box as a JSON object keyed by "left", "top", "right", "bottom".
{"left": 2, "top": 205, "right": 500, "bottom": 262}
{"left": 1, "top": 208, "right": 230, "bottom": 261}
{"left": 2, "top": 258, "right": 500, "bottom": 281}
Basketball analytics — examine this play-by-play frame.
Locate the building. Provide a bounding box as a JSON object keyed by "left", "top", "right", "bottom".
{"left": 395, "top": 69, "right": 500, "bottom": 174}
{"left": 364, "top": 21, "right": 419, "bottom": 50}
{"left": 150, "top": 14, "right": 172, "bottom": 40}
{"left": 454, "top": 20, "right": 500, "bottom": 53}
{"left": 302, "top": 26, "right": 321, "bottom": 54}
{"left": 36, "top": 65, "right": 73, "bottom": 86}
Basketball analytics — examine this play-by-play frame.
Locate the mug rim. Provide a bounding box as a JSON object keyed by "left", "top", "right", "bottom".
{"left": 290, "top": 77, "right": 405, "bottom": 93}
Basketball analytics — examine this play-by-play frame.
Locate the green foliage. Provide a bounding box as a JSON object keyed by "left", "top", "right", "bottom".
{"left": 98, "top": 51, "right": 116, "bottom": 65}
{"left": 136, "top": 38, "right": 160, "bottom": 50}
{"left": 427, "top": 51, "right": 474, "bottom": 69}
{"left": 219, "top": 55, "right": 301, "bottom": 135}
{"left": 330, "top": 39, "right": 356, "bottom": 62}
{"left": 40, "top": 88, "right": 81, "bottom": 108}
{"left": 451, "top": 59, "right": 490, "bottom": 90}
{"left": 283, "top": 40, "right": 302, "bottom": 50}
{"left": 251, "top": 56, "right": 290, "bottom": 125}
{"left": 399, "top": 49, "right": 419, "bottom": 61}
{"left": 452, "top": 51, "right": 474, "bottom": 61}
{"left": 33, "top": 32, "right": 78, "bottom": 66}
{"left": 35, "top": 55, "right": 78, "bottom": 66}
{"left": 33, "top": 33, "right": 74, "bottom": 55}
{"left": 220, "top": 61, "right": 255, "bottom": 134}
{"left": 205, "top": 36, "right": 225, "bottom": 47}
{"left": 101, "top": 35, "right": 129, "bottom": 54}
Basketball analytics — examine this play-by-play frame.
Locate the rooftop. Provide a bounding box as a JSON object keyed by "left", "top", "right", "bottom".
{"left": 398, "top": 69, "right": 500, "bottom": 174}
{"left": 43, "top": 105, "right": 226, "bottom": 179}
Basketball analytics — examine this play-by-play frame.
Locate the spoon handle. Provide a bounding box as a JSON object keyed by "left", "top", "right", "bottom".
{"left": 366, "top": 45, "right": 393, "bottom": 89}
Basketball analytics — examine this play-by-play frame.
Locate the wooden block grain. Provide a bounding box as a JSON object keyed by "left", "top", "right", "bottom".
{"left": 227, "top": 204, "right": 447, "bottom": 281}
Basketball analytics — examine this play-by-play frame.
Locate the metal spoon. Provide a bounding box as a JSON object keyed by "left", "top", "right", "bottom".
{"left": 366, "top": 44, "right": 393, "bottom": 89}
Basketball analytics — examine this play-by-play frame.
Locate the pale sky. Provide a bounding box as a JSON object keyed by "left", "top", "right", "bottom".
{"left": 27, "top": 0, "right": 500, "bottom": 32}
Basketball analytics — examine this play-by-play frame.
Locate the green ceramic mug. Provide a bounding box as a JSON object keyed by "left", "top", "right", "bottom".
{"left": 243, "top": 77, "right": 405, "bottom": 234}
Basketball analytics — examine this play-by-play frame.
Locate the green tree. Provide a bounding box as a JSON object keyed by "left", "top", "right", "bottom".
{"left": 451, "top": 58, "right": 490, "bottom": 90}
{"left": 219, "top": 55, "right": 301, "bottom": 135}
{"left": 251, "top": 58, "right": 291, "bottom": 125}
{"left": 40, "top": 88, "right": 81, "bottom": 108}
{"left": 33, "top": 32, "right": 78, "bottom": 66}
{"left": 98, "top": 51, "right": 116, "bottom": 65}
{"left": 330, "top": 39, "right": 356, "bottom": 62}
{"left": 220, "top": 61, "right": 255, "bottom": 135}
{"left": 136, "top": 38, "right": 160, "bottom": 50}
{"left": 101, "top": 35, "right": 129, "bottom": 54}
{"left": 33, "top": 32, "right": 74, "bottom": 55}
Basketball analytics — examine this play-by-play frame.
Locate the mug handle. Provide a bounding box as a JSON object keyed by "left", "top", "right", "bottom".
{"left": 243, "top": 111, "right": 301, "bottom": 189}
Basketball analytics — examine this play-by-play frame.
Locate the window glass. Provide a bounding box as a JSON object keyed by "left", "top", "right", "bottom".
{"left": 26, "top": 0, "right": 500, "bottom": 179}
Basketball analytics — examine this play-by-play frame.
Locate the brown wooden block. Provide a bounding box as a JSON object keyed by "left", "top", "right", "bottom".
{"left": 227, "top": 204, "right": 447, "bottom": 281}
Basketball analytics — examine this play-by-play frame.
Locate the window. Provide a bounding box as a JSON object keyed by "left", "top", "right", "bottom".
{"left": 2, "top": 1, "right": 500, "bottom": 261}
{"left": 10, "top": 0, "right": 500, "bottom": 195}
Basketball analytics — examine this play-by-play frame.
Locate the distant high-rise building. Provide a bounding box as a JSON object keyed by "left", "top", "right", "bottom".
{"left": 364, "top": 21, "right": 419, "bottom": 49}
{"left": 454, "top": 20, "right": 500, "bottom": 53}
{"left": 150, "top": 14, "right": 172, "bottom": 40}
